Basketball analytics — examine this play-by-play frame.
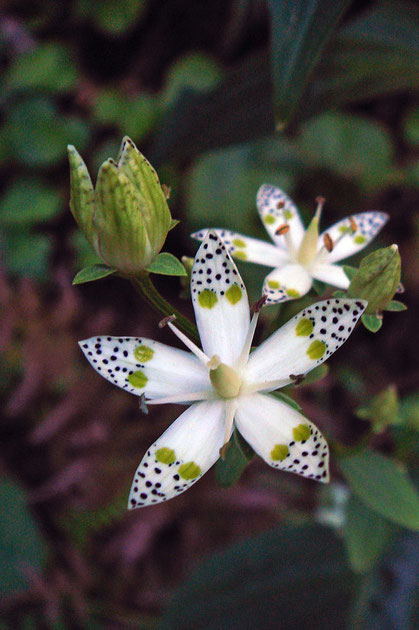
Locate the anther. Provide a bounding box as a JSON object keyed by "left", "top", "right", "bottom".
{"left": 275, "top": 224, "right": 290, "bottom": 236}
{"left": 276, "top": 200, "right": 285, "bottom": 209}
{"left": 349, "top": 216, "right": 357, "bottom": 233}
{"left": 219, "top": 442, "right": 231, "bottom": 459}
{"left": 158, "top": 314, "right": 176, "bottom": 328}
{"left": 139, "top": 394, "right": 149, "bottom": 414}
{"left": 161, "top": 184, "right": 171, "bottom": 199}
{"left": 250, "top": 294, "right": 268, "bottom": 315}
{"left": 323, "top": 233, "right": 334, "bottom": 252}
{"left": 290, "top": 373, "right": 305, "bottom": 385}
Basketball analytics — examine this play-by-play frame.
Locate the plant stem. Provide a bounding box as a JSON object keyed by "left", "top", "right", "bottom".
{"left": 131, "top": 273, "right": 199, "bottom": 343}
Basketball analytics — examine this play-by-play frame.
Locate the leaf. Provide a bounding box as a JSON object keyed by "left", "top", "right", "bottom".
{"left": 356, "top": 385, "right": 399, "bottom": 433}
{"left": 215, "top": 429, "right": 254, "bottom": 488}
{"left": 76, "top": 0, "right": 146, "bottom": 35}
{"left": 160, "top": 524, "right": 357, "bottom": 630}
{"left": 0, "top": 476, "right": 46, "bottom": 597}
{"left": 267, "top": 0, "right": 352, "bottom": 127}
{"left": 361, "top": 313, "right": 383, "bottom": 333}
{"left": 338, "top": 450, "right": 419, "bottom": 530}
{"left": 384, "top": 300, "right": 407, "bottom": 312}
{"left": 162, "top": 53, "right": 223, "bottom": 108}
{"left": 73, "top": 264, "right": 116, "bottom": 285}
{"left": 146, "top": 253, "right": 186, "bottom": 276}
{"left": 348, "top": 245, "right": 401, "bottom": 314}
{"left": 0, "top": 179, "right": 62, "bottom": 226}
{"left": 343, "top": 494, "right": 391, "bottom": 573}
{"left": 0, "top": 230, "right": 52, "bottom": 280}
{"left": 302, "top": 363, "right": 329, "bottom": 386}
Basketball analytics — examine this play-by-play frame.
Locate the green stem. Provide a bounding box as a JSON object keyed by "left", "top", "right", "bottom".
{"left": 132, "top": 273, "right": 199, "bottom": 343}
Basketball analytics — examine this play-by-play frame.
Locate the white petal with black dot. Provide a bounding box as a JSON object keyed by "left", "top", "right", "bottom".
{"left": 257, "top": 184, "right": 305, "bottom": 252}
{"left": 319, "top": 211, "right": 389, "bottom": 264}
{"left": 263, "top": 263, "right": 313, "bottom": 304}
{"left": 191, "top": 228, "right": 290, "bottom": 268}
{"left": 245, "top": 298, "right": 367, "bottom": 386}
{"left": 128, "top": 400, "right": 227, "bottom": 508}
{"left": 191, "top": 232, "right": 250, "bottom": 365}
{"left": 79, "top": 336, "right": 210, "bottom": 400}
{"left": 235, "top": 393, "right": 329, "bottom": 482}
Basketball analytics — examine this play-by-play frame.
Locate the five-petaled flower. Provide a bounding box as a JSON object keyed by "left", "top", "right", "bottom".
{"left": 192, "top": 185, "right": 388, "bottom": 304}
{"left": 80, "top": 232, "right": 367, "bottom": 509}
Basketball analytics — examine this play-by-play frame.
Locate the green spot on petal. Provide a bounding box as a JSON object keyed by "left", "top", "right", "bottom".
{"left": 234, "top": 251, "right": 247, "bottom": 260}
{"left": 285, "top": 210, "right": 292, "bottom": 220}
{"left": 264, "top": 215, "right": 275, "bottom": 225}
{"left": 268, "top": 280, "right": 280, "bottom": 289}
{"left": 225, "top": 284, "right": 242, "bottom": 305}
{"left": 293, "top": 424, "right": 311, "bottom": 441}
{"left": 155, "top": 447, "right": 176, "bottom": 465}
{"left": 339, "top": 225, "right": 349, "bottom": 233}
{"left": 286, "top": 288, "right": 300, "bottom": 298}
{"left": 128, "top": 370, "right": 148, "bottom": 389}
{"left": 198, "top": 289, "right": 218, "bottom": 309}
{"left": 271, "top": 444, "right": 289, "bottom": 461}
{"left": 232, "top": 238, "right": 246, "bottom": 248}
{"left": 354, "top": 235, "right": 366, "bottom": 244}
{"left": 307, "top": 339, "right": 326, "bottom": 360}
{"left": 296, "top": 318, "right": 314, "bottom": 336}
{"left": 178, "top": 461, "right": 201, "bottom": 480}
{"left": 134, "top": 345, "right": 154, "bottom": 362}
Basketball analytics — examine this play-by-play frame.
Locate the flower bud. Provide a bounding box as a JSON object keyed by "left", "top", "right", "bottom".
{"left": 68, "top": 137, "right": 172, "bottom": 275}
{"left": 348, "top": 244, "right": 401, "bottom": 314}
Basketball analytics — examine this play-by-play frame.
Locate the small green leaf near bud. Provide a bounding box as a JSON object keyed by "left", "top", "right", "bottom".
{"left": 146, "top": 252, "right": 187, "bottom": 276}
{"left": 347, "top": 244, "right": 401, "bottom": 314}
{"left": 73, "top": 264, "right": 116, "bottom": 285}
{"left": 384, "top": 300, "right": 407, "bottom": 312}
{"left": 361, "top": 313, "right": 383, "bottom": 333}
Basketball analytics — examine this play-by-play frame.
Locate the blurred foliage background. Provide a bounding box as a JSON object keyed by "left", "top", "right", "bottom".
{"left": 0, "top": 0, "right": 418, "bottom": 628}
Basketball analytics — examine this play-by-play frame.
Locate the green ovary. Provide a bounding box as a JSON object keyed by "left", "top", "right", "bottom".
{"left": 293, "top": 424, "right": 311, "bottom": 441}
{"left": 271, "top": 444, "right": 289, "bottom": 461}
{"left": 295, "top": 318, "right": 313, "bottom": 336}
{"left": 156, "top": 447, "right": 176, "bottom": 465}
{"left": 179, "top": 462, "right": 201, "bottom": 480}
{"left": 134, "top": 345, "right": 154, "bottom": 362}
{"left": 307, "top": 339, "right": 326, "bottom": 360}
{"left": 198, "top": 289, "right": 218, "bottom": 309}
{"left": 128, "top": 370, "right": 148, "bottom": 388}
{"left": 226, "top": 285, "right": 242, "bottom": 305}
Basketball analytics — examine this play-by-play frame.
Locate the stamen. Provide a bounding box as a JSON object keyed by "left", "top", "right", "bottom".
{"left": 290, "top": 373, "right": 305, "bottom": 385}
{"left": 275, "top": 224, "right": 290, "bottom": 236}
{"left": 349, "top": 216, "right": 357, "bottom": 233}
{"left": 147, "top": 390, "right": 212, "bottom": 405}
{"left": 220, "top": 400, "right": 237, "bottom": 453}
{"left": 237, "top": 310, "right": 261, "bottom": 369}
{"left": 323, "top": 233, "right": 334, "bottom": 253}
{"left": 277, "top": 201, "right": 285, "bottom": 209}
{"left": 315, "top": 196, "right": 326, "bottom": 221}
{"left": 167, "top": 321, "right": 209, "bottom": 365}
{"left": 159, "top": 314, "right": 176, "bottom": 328}
{"left": 250, "top": 294, "right": 267, "bottom": 316}
{"left": 243, "top": 377, "right": 292, "bottom": 395}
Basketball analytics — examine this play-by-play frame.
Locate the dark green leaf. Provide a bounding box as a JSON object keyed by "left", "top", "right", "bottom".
{"left": 384, "top": 300, "right": 407, "bottom": 312}
{"left": 361, "top": 313, "right": 383, "bottom": 333}
{"left": 404, "top": 106, "right": 419, "bottom": 147}
{"left": 343, "top": 494, "right": 391, "bottom": 573}
{"left": 215, "top": 429, "right": 254, "bottom": 488}
{"left": 161, "top": 524, "right": 357, "bottom": 630}
{"left": 268, "top": 0, "right": 351, "bottom": 127}
{"left": 162, "top": 53, "right": 222, "bottom": 108}
{"left": 146, "top": 253, "right": 186, "bottom": 276}
{"left": 338, "top": 450, "right": 419, "bottom": 530}
{"left": 0, "top": 179, "right": 62, "bottom": 226}
{"left": 0, "top": 476, "right": 46, "bottom": 597}
{"left": 73, "top": 264, "right": 116, "bottom": 285}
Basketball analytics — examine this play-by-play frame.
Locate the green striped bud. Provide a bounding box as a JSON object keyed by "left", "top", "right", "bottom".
{"left": 68, "top": 137, "right": 172, "bottom": 275}
{"left": 348, "top": 245, "right": 401, "bottom": 314}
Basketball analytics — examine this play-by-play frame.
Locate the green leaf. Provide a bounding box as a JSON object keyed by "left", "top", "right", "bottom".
{"left": 146, "top": 253, "right": 186, "bottom": 276}
{"left": 0, "top": 230, "right": 52, "bottom": 280}
{"left": 271, "top": 390, "right": 302, "bottom": 411}
{"left": 161, "top": 524, "right": 357, "bottom": 630}
{"left": 343, "top": 265, "right": 358, "bottom": 281}
{"left": 302, "top": 363, "right": 329, "bottom": 386}
{"left": 356, "top": 385, "right": 399, "bottom": 433}
{"left": 73, "top": 264, "right": 116, "bottom": 285}
{"left": 361, "top": 313, "right": 383, "bottom": 333}
{"left": 215, "top": 429, "right": 254, "bottom": 488}
{"left": 348, "top": 245, "right": 401, "bottom": 313}
{"left": 168, "top": 219, "right": 180, "bottom": 231}
{"left": 93, "top": 90, "right": 158, "bottom": 141}
{"left": 311, "top": 279, "right": 326, "bottom": 295}
{"left": 163, "top": 53, "right": 223, "bottom": 108}
{"left": 76, "top": 0, "right": 146, "bottom": 34}
{"left": 384, "top": 300, "right": 407, "bottom": 312}
{"left": 0, "top": 179, "right": 62, "bottom": 226}
{"left": 343, "top": 494, "right": 391, "bottom": 573}
{"left": 0, "top": 476, "right": 46, "bottom": 597}
{"left": 338, "top": 450, "right": 419, "bottom": 530}
{"left": 268, "top": 0, "right": 351, "bottom": 127}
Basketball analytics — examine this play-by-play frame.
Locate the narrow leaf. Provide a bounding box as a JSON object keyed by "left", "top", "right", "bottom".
{"left": 146, "top": 252, "right": 187, "bottom": 276}
{"left": 338, "top": 450, "right": 419, "bottom": 530}
{"left": 73, "top": 264, "right": 116, "bottom": 285}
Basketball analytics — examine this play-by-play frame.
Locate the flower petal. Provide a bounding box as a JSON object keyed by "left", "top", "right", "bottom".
{"left": 79, "top": 336, "right": 210, "bottom": 400}
{"left": 319, "top": 211, "right": 389, "bottom": 263}
{"left": 235, "top": 393, "right": 329, "bottom": 482}
{"left": 245, "top": 298, "right": 367, "bottom": 385}
{"left": 257, "top": 185, "right": 305, "bottom": 252}
{"left": 191, "top": 228, "right": 289, "bottom": 268}
{"left": 128, "top": 400, "right": 227, "bottom": 508}
{"left": 311, "top": 262, "right": 350, "bottom": 289}
{"left": 262, "top": 264, "right": 312, "bottom": 304}
{"left": 192, "top": 231, "right": 250, "bottom": 365}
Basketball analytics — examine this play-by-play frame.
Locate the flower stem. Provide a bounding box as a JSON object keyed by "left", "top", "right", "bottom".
{"left": 131, "top": 273, "right": 199, "bottom": 343}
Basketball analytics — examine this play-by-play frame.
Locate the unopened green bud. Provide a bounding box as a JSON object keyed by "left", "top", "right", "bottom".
{"left": 68, "top": 137, "right": 172, "bottom": 275}
{"left": 348, "top": 244, "right": 401, "bottom": 314}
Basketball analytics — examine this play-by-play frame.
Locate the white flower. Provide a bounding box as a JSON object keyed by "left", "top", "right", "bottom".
{"left": 80, "top": 232, "right": 367, "bottom": 509}
{"left": 192, "top": 185, "right": 388, "bottom": 304}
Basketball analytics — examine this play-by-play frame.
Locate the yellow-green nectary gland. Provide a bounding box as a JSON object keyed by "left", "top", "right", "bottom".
{"left": 286, "top": 288, "right": 300, "bottom": 298}
{"left": 285, "top": 210, "right": 292, "bottom": 220}
{"left": 198, "top": 289, "right": 218, "bottom": 309}
{"left": 271, "top": 444, "right": 289, "bottom": 461}
{"left": 128, "top": 370, "right": 148, "bottom": 388}
{"left": 226, "top": 284, "right": 242, "bottom": 305}
{"left": 179, "top": 462, "right": 201, "bottom": 480}
{"left": 155, "top": 447, "right": 176, "bottom": 465}
{"left": 264, "top": 215, "right": 275, "bottom": 225}
{"left": 293, "top": 424, "right": 311, "bottom": 441}
{"left": 296, "top": 318, "right": 314, "bottom": 336}
{"left": 234, "top": 250, "right": 247, "bottom": 260}
{"left": 354, "top": 235, "right": 366, "bottom": 244}
{"left": 268, "top": 280, "right": 280, "bottom": 289}
{"left": 134, "top": 345, "right": 154, "bottom": 362}
{"left": 307, "top": 339, "right": 326, "bottom": 360}
{"left": 232, "top": 238, "right": 246, "bottom": 248}
{"left": 210, "top": 362, "right": 242, "bottom": 399}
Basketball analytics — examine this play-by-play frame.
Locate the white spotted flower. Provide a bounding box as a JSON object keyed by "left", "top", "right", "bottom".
{"left": 80, "top": 232, "right": 367, "bottom": 509}
{"left": 192, "top": 185, "right": 388, "bottom": 304}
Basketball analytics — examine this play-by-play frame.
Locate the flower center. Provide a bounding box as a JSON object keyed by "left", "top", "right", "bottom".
{"left": 208, "top": 355, "right": 242, "bottom": 399}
